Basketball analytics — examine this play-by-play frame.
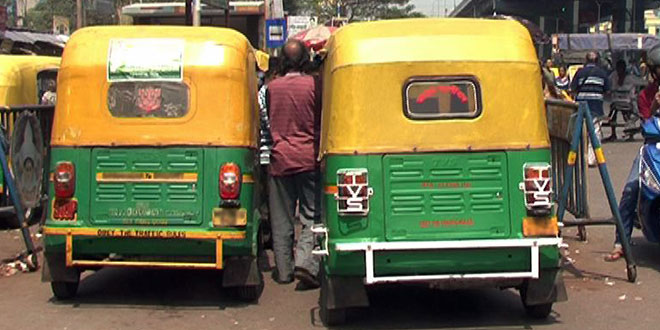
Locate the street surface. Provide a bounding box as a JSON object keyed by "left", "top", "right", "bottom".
{"left": 2, "top": 137, "right": 660, "bottom": 329}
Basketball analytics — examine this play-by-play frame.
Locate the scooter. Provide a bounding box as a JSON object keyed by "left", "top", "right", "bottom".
{"left": 637, "top": 116, "right": 660, "bottom": 242}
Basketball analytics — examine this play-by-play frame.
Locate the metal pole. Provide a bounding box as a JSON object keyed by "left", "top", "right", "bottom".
{"left": 11, "top": 0, "right": 17, "bottom": 27}
{"left": 192, "top": 0, "right": 201, "bottom": 26}
{"left": 185, "top": 0, "right": 192, "bottom": 26}
{"left": 76, "top": 0, "right": 83, "bottom": 29}
{"left": 224, "top": 8, "right": 229, "bottom": 28}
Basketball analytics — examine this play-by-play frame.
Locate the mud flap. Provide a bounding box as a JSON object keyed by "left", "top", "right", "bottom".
{"left": 222, "top": 256, "right": 262, "bottom": 287}
{"left": 320, "top": 268, "right": 369, "bottom": 309}
{"left": 41, "top": 252, "right": 79, "bottom": 283}
{"left": 522, "top": 268, "right": 567, "bottom": 306}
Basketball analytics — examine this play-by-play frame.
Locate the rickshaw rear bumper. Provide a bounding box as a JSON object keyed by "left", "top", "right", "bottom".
{"left": 42, "top": 226, "right": 250, "bottom": 272}
{"left": 314, "top": 225, "right": 561, "bottom": 285}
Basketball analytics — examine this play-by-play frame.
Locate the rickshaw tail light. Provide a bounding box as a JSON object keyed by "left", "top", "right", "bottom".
{"left": 220, "top": 163, "right": 242, "bottom": 200}
{"left": 521, "top": 163, "right": 553, "bottom": 216}
{"left": 54, "top": 162, "right": 75, "bottom": 198}
{"left": 336, "top": 169, "right": 373, "bottom": 216}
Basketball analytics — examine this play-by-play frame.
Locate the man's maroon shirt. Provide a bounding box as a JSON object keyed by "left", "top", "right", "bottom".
{"left": 267, "top": 72, "right": 321, "bottom": 177}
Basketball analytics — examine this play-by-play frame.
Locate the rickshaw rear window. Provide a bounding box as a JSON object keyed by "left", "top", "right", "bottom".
{"left": 107, "top": 82, "right": 189, "bottom": 118}
{"left": 404, "top": 78, "right": 481, "bottom": 119}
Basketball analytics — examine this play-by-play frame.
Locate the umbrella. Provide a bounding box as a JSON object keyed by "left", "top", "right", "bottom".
{"left": 291, "top": 25, "right": 338, "bottom": 51}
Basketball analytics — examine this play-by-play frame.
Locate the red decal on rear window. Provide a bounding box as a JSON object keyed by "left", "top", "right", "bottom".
{"left": 416, "top": 85, "right": 468, "bottom": 104}
{"left": 138, "top": 87, "right": 162, "bottom": 113}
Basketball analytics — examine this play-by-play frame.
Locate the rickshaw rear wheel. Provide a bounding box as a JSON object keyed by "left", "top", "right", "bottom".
{"left": 320, "top": 304, "right": 346, "bottom": 326}
{"left": 232, "top": 282, "right": 264, "bottom": 303}
{"left": 523, "top": 302, "right": 553, "bottom": 319}
{"left": 51, "top": 280, "right": 79, "bottom": 300}
{"left": 319, "top": 270, "right": 347, "bottom": 326}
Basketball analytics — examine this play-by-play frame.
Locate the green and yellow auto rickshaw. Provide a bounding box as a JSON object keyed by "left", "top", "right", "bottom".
{"left": 42, "top": 26, "right": 265, "bottom": 302}
{"left": 315, "top": 18, "right": 566, "bottom": 325}
{"left": 0, "top": 55, "right": 59, "bottom": 227}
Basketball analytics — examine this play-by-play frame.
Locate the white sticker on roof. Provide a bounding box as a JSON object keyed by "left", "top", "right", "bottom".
{"left": 108, "top": 38, "right": 184, "bottom": 82}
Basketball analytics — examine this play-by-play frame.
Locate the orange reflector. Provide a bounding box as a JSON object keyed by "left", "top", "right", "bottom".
{"left": 523, "top": 217, "right": 559, "bottom": 237}
{"left": 325, "top": 185, "right": 338, "bottom": 194}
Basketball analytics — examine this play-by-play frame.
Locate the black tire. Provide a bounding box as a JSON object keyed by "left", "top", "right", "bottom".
{"left": 524, "top": 302, "right": 553, "bottom": 319}
{"left": 51, "top": 281, "right": 79, "bottom": 300}
{"left": 320, "top": 304, "right": 347, "bottom": 327}
{"left": 233, "top": 282, "right": 264, "bottom": 303}
{"left": 319, "top": 270, "right": 347, "bottom": 326}
{"left": 627, "top": 265, "right": 637, "bottom": 283}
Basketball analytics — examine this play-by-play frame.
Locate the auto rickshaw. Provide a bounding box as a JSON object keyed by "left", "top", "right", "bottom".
{"left": 315, "top": 18, "right": 566, "bottom": 325}
{"left": 42, "top": 26, "right": 265, "bottom": 302}
{"left": 0, "top": 55, "right": 60, "bottom": 106}
{"left": 0, "top": 55, "right": 60, "bottom": 228}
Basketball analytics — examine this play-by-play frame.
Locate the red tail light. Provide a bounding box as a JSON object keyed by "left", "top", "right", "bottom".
{"left": 336, "top": 169, "right": 373, "bottom": 216}
{"left": 54, "top": 162, "right": 75, "bottom": 198}
{"left": 219, "top": 163, "right": 241, "bottom": 200}
{"left": 520, "top": 163, "right": 553, "bottom": 216}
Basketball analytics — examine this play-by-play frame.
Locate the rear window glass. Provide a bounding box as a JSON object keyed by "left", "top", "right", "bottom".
{"left": 404, "top": 78, "right": 481, "bottom": 119}
{"left": 107, "top": 82, "right": 189, "bottom": 118}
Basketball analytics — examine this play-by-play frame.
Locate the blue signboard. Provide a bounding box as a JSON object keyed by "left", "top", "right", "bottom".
{"left": 266, "top": 18, "right": 287, "bottom": 49}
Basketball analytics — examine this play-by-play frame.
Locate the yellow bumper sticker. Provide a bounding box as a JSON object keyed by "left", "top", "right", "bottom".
{"left": 96, "top": 172, "right": 198, "bottom": 183}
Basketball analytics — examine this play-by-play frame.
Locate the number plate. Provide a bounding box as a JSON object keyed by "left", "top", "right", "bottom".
{"left": 212, "top": 208, "right": 247, "bottom": 227}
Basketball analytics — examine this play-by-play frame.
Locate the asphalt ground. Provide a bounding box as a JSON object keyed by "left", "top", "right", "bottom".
{"left": 1, "top": 134, "right": 660, "bottom": 330}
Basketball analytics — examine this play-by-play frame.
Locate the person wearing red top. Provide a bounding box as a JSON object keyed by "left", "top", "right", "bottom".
{"left": 606, "top": 48, "right": 660, "bottom": 262}
{"left": 266, "top": 40, "right": 322, "bottom": 290}
{"left": 637, "top": 79, "right": 660, "bottom": 120}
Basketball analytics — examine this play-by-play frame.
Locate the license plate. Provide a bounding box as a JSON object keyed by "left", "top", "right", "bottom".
{"left": 212, "top": 208, "right": 247, "bottom": 227}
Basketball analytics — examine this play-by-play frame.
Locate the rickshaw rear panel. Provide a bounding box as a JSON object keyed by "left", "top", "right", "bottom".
{"left": 43, "top": 26, "right": 264, "bottom": 301}
{"left": 317, "top": 19, "right": 564, "bottom": 324}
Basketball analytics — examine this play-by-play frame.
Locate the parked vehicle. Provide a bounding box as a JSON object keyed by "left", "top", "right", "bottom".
{"left": 42, "top": 26, "right": 265, "bottom": 302}
{"left": 0, "top": 55, "right": 60, "bottom": 229}
{"left": 637, "top": 117, "right": 660, "bottom": 242}
{"left": 315, "top": 18, "right": 566, "bottom": 325}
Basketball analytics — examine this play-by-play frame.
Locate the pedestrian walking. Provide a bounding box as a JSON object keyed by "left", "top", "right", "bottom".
{"left": 571, "top": 52, "right": 610, "bottom": 167}
{"left": 267, "top": 39, "right": 322, "bottom": 290}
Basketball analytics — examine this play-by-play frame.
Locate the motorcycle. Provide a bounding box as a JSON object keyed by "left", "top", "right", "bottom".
{"left": 638, "top": 117, "right": 660, "bottom": 242}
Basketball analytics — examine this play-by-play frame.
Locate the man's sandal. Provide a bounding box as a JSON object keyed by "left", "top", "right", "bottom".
{"left": 604, "top": 250, "right": 624, "bottom": 262}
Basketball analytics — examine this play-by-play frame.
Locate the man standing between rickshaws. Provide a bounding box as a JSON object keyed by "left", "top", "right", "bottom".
{"left": 571, "top": 51, "right": 611, "bottom": 167}
{"left": 267, "top": 40, "right": 322, "bottom": 290}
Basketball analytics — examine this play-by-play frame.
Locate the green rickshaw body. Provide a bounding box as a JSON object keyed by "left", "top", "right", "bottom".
{"left": 42, "top": 26, "right": 265, "bottom": 301}
{"left": 317, "top": 18, "right": 565, "bottom": 324}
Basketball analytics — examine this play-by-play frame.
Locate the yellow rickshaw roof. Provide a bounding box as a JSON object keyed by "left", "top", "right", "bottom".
{"left": 51, "top": 26, "right": 259, "bottom": 147}
{"left": 62, "top": 25, "right": 252, "bottom": 67}
{"left": 0, "top": 55, "right": 60, "bottom": 106}
{"left": 325, "top": 18, "right": 539, "bottom": 71}
{"left": 320, "top": 18, "right": 549, "bottom": 156}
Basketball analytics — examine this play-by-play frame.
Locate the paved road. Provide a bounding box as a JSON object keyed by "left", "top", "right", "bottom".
{"left": 2, "top": 138, "right": 660, "bottom": 330}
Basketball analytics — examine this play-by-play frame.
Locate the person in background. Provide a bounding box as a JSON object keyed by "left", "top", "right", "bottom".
{"left": 605, "top": 59, "right": 646, "bottom": 141}
{"left": 267, "top": 40, "right": 322, "bottom": 290}
{"left": 40, "top": 80, "right": 57, "bottom": 105}
{"left": 605, "top": 46, "right": 660, "bottom": 262}
{"left": 571, "top": 52, "right": 610, "bottom": 167}
{"left": 256, "top": 57, "right": 279, "bottom": 271}
{"left": 544, "top": 58, "right": 556, "bottom": 82}
{"left": 555, "top": 66, "right": 570, "bottom": 92}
